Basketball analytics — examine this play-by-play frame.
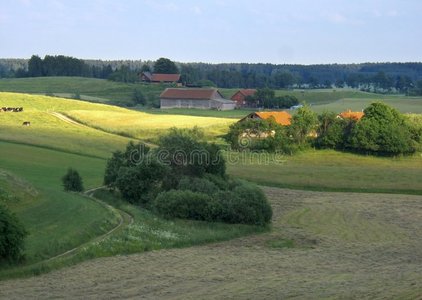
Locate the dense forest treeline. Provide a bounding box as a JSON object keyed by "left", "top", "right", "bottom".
{"left": 1, "top": 55, "right": 422, "bottom": 95}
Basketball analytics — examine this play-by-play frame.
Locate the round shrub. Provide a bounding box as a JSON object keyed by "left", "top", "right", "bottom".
{"left": 177, "top": 176, "right": 219, "bottom": 195}
{"left": 62, "top": 168, "right": 84, "bottom": 192}
{"left": 219, "top": 183, "right": 273, "bottom": 226}
{"left": 152, "top": 190, "right": 215, "bottom": 221}
{"left": 0, "top": 204, "right": 27, "bottom": 262}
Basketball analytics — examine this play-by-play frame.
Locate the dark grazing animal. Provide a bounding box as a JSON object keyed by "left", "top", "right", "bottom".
{"left": 22, "top": 121, "right": 31, "bottom": 126}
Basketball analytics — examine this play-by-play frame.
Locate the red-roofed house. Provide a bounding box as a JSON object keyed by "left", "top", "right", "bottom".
{"left": 230, "top": 89, "right": 257, "bottom": 108}
{"left": 140, "top": 72, "right": 181, "bottom": 84}
{"left": 337, "top": 109, "right": 364, "bottom": 121}
{"left": 160, "top": 88, "right": 236, "bottom": 110}
{"left": 240, "top": 111, "right": 292, "bottom": 126}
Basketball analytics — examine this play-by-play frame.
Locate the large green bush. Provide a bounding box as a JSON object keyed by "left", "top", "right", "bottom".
{"left": 115, "top": 159, "right": 168, "bottom": 204}
{"left": 0, "top": 204, "right": 27, "bottom": 263}
{"left": 218, "top": 182, "right": 273, "bottom": 226}
{"left": 177, "top": 176, "right": 219, "bottom": 195}
{"left": 348, "top": 102, "right": 417, "bottom": 155}
{"left": 153, "top": 190, "right": 215, "bottom": 221}
{"left": 104, "top": 141, "right": 150, "bottom": 188}
{"left": 153, "top": 181, "right": 273, "bottom": 226}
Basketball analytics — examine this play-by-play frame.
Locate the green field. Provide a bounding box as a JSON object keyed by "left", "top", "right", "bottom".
{"left": 0, "top": 141, "right": 119, "bottom": 271}
{"left": 226, "top": 150, "right": 422, "bottom": 194}
{"left": 1, "top": 89, "right": 422, "bottom": 286}
{"left": 311, "top": 97, "right": 422, "bottom": 114}
{"left": 0, "top": 77, "right": 164, "bottom": 106}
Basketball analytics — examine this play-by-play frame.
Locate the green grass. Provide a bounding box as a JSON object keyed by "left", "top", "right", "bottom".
{"left": 0, "top": 141, "right": 120, "bottom": 275}
{"left": 226, "top": 149, "right": 422, "bottom": 194}
{"left": 0, "top": 77, "right": 165, "bottom": 106}
{"left": 75, "top": 189, "right": 266, "bottom": 258}
{"left": 0, "top": 92, "right": 131, "bottom": 157}
{"left": 137, "top": 107, "right": 253, "bottom": 119}
{"left": 219, "top": 88, "right": 391, "bottom": 105}
{"left": 63, "top": 108, "right": 236, "bottom": 142}
{"left": 311, "top": 97, "right": 422, "bottom": 114}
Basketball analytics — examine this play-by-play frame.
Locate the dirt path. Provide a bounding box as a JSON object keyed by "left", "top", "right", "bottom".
{"left": 49, "top": 111, "right": 88, "bottom": 127}
{"left": 1, "top": 188, "right": 421, "bottom": 299}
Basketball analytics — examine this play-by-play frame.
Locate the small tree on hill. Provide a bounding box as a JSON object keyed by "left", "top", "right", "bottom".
{"left": 0, "top": 204, "right": 28, "bottom": 263}
{"left": 62, "top": 168, "right": 84, "bottom": 192}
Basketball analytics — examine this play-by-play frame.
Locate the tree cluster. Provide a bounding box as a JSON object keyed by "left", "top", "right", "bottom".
{"left": 227, "top": 103, "right": 421, "bottom": 156}
{"left": 2, "top": 56, "right": 422, "bottom": 93}
{"left": 245, "top": 88, "right": 299, "bottom": 108}
{"left": 104, "top": 128, "right": 272, "bottom": 226}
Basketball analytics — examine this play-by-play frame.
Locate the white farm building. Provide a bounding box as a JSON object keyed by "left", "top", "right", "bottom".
{"left": 160, "top": 88, "right": 236, "bottom": 110}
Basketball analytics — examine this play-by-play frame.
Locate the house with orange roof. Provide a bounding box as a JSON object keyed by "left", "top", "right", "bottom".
{"left": 230, "top": 89, "right": 257, "bottom": 108}
{"left": 337, "top": 109, "right": 364, "bottom": 121}
{"left": 240, "top": 111, "right": 292, "bottom": 126}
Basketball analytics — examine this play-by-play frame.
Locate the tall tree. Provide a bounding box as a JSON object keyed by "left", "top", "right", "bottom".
{"left": 153, "top": 57, "right": 178, "bottom": 74}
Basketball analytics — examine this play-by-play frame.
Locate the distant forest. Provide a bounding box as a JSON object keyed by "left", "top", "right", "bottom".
{"left": 1, "top": 55, "right": 422, "bottom": 95}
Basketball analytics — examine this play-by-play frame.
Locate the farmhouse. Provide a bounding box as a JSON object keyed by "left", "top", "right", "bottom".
{"left": 230, "top": 89, "right": 257, "bottom": 108}
{"left": 337, "top": 109, "right": 364, "bottom": 121}
{"left": 160, "top": 88, "right": 236, "bottom": 110}
{"left": 240, "top": 111, "right": 292, "bottom": 126}
{"left": 140, "top": 72, "right": 181, "bottom": 84}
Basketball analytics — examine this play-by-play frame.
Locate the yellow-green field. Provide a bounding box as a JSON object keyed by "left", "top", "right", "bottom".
{"left": 0, "top": 92, "right": 235, "bottom": 155}
{"left": 63, "top": 109, "right": 235, "bottom": 141}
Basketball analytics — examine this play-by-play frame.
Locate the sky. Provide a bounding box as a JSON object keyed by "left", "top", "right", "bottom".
{"left": 1, "top": 0, "right": 421, "bottom": 64}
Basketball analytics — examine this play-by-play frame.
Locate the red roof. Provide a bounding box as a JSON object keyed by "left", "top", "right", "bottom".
{"left": 255, "top": 111, "right": 292, "bottom": 125}
{"left": 231, "top": 89, "right": 256, "bottom": 100}
{"left": 338, "top": 110, "right": 364, "bottom": 121}
{"left": 151, "top": 73, "right": 180, "bottom": 82}
{"left": 239, "top": 89, "right": 257, "bottom": 97}
{"left": 160, "top": 88, "right": 223, "bottom": 100}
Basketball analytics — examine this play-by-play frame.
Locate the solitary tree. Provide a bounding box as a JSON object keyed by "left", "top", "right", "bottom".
{"left": 153, "top": 58, "right": 178, "bottom": 74}
{"left": 62, "top": 168, "right": 84, "bottom": 192}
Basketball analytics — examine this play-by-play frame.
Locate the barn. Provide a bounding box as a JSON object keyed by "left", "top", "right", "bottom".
{"left": 230, "top": 89, "right": 257, "bottom": 108}
{"left": 140, "top": 72, "right": 181, "bottom": 84}
{"left": 160, "top": 88, "right": 236, "bottom": 110}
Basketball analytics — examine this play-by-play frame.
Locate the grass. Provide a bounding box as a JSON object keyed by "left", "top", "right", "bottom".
{"left": 0, "top": 141, "right": 120, "bottom": 277}
{"left": 75, "top": 189, "right": 266, "bottom": 258}
{"left": 219, "top": 87, "right": 392, "bottom": 105}
{"left": 0, "top": 92, "right": 131, "bottom": 158}
{"left": 0, "top": 77, "right": 165, "bottom": 106}
{"left": 226, "top": 149, "right": 422, "bottom": 194}
{"left": 311, "top": 97, "right": 422, "bottom": 114}
{"left": 63, "top": 109, "right": 236, "bottom": 142}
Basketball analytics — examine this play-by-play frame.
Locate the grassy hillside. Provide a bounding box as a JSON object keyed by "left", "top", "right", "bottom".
{"left": 64, "top": 109, "right": 235, "bottom": 142}
{"left": 0, "top": 77, "right": 164, "bottom": 106}
{"left": 0, "top": 142, "right": 120, "bottom": 269}
{"left": 0, "top": 92, "right": 132, "bottom": 157}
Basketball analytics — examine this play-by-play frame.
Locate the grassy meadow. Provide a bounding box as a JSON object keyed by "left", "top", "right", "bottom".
{"left": 1, "top": 88, "right": 422, "bottom": 284}
{"left": 226, "top": 149, "right": 422, "bottom": 194}
{"left": 0, "top": 141, "right": 120, "bottom": 277}
{"left": 0, "top": 76, "right": 164, "bottom": 106}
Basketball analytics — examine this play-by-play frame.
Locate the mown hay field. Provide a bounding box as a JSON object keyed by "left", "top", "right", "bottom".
{"left": 1, "top": 187, "right": 421, "bottom": 299}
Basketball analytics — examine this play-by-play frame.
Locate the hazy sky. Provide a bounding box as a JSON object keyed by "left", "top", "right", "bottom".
{"left": 1, "top": 0, "right": 421, "bottom": 64}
